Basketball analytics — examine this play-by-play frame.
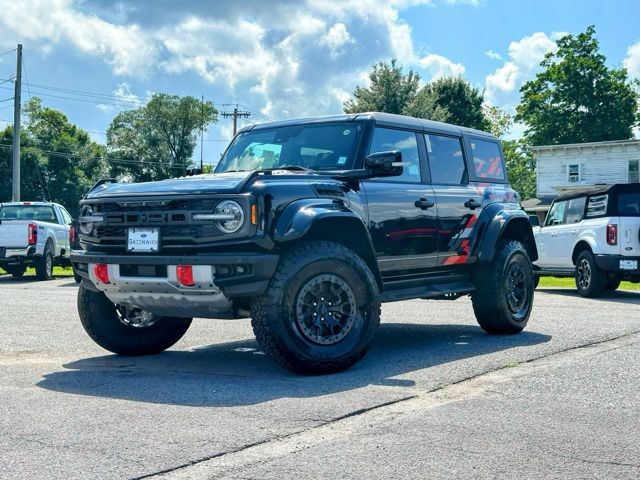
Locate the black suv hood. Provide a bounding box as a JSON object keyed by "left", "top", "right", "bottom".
{"left": 85, "top": 171, "right": 255, "bottom": 198}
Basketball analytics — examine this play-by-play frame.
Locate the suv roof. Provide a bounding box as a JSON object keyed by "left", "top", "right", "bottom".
{"left": 239, "top": 112, "right": 497, "bottom": 140}
{"left": 554, "top": 183, "right": 639, "bottom": 202}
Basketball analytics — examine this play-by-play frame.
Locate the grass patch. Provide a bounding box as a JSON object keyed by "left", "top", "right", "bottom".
{"left": 0, "top": 265, "right": 74, "bottom": 277}
{"left": 539, "top": 276, "right": 640, "bottom": 290}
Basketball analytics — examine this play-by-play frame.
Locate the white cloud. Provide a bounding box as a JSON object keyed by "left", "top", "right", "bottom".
{"left": 96, "top": 82, "right": 141, "bottom": 113}
{"left": 417, "top": 53, "right": 465, "bottom": 80}
{"left": 484, "top": 31, "right": 560, "bottom": 105}
{"left": 0, "top": 0, "right": 157, "bottom": 76}
{"left": 623, "top": 40, "right": 640, "bottom": 79}
{"left": 320, "top": 23, "right": 355, "bottom": 56}
{"left": 485, "top": 49, "right": 502, "bottom": 61}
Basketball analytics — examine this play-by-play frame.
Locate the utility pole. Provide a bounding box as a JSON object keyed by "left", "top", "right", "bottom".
{"left": 200, "top": 95, "right": 204, "bottom": 172}
{"left": 12, "top": 44, "right": 22, "bottom": 202}
{"left": 221, "top": 105, "right": 251, "bottom": 135}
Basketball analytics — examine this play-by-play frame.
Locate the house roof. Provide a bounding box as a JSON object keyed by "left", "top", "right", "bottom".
{"left": 529, "top": 138, "right": 640, "bottom": 152}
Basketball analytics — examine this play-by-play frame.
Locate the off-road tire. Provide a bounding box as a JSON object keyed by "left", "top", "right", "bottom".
{"left": 251, "top": 241, "right": 381, "bottom": 375}
{"left": 35, "top": 242, "right": 54, "bottom": 281}
{"left": 4, "top": 265, "right": 26, "bottom": 278}
{"left": 77, "top": 285, "right": 192, "bottom": 355}
{"left": 471, "top": 240, "right": 534, "bottom": 334}
{"left": 575, "top": 250, "right": 606, "bottom": 298}
{"left": 606, "top": 278, "right": 621, "bottom": 291}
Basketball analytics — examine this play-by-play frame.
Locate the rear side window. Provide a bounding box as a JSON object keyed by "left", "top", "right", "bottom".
{"left": 545, "top": 200, "right": 567, "bottom": 226}
{"left": 617, "top": 193, "right": 640, "bottom": 216}
{"left": 0, "top": 205, "right": 57, "bottom": 222}
{"left": 565, "top": 197, "right": 586, "bottom": 223}
{"left": 586, "top": 194, "right": 608, "bottom": 218}
{"left": 369, "top": 128, "right": 421, "bottom": 183}
{"left": 470, "top": 139, "right": 505, "bottom": 180}
{"left": 426, "top": 134, "right": 466, "bottom": 185}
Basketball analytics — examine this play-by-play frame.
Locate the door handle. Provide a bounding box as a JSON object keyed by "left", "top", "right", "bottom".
{"left": 464, "top": 199, "right": 482, "bottom": 210}
{"left": 414, "top": 198, "right": 435, "bottom": 210}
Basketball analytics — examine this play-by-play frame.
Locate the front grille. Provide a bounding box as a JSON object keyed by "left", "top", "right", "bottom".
{"left": 82, "top": 197, "right": 249, "bottom": 251}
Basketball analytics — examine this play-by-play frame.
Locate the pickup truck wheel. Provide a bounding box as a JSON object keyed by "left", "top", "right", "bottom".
{"left": 4, "top": 265, "right": 26, "bottom": 278}
{"left": 575, "top": 250, "right": 606, "bottom": 298}
{"left": 35, "top": 243, "right": 54, "bottom": 281}
{"left": 77, "top": 285, "right": 192, "bottom": 355}
{"left": 251, "top": 241, "right": 381, "bottom": 375}
{"left": 471, "top": 240, "right": 534, "bottom": 334}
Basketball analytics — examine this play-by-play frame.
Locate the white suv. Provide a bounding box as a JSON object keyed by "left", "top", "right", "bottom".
{"left": 532, "top": 184, "right": 640, "bottom": 297}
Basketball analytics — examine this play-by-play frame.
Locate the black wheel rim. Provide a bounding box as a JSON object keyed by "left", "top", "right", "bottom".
{"left": 294, "top": 274, "right": 357, "bottom": 345}
{"left": 505, "top": 261, "right": 528, "bottom": 314}
{"left": 115, "top": 305, "right": 158, "bottom": 328}
{"left": 577, "top": 258, "right": 591, "bottom": 290}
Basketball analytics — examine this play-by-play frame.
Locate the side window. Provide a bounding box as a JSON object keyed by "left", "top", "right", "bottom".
{"left": 545, "top": 201, "right": 567, "bottom": 226}
{"left": 425, "top": 134, "right": 466, "bottom": 185}
{"left": 60, "top": 207, "right": 73, "bottom": 225}
{"left": 586, "top": 194, "right": 608, "bottom": 217}
{"left": 469, "top": 138, "right": 505, "bottom": 180}
{"left": 565, "top": 197, "right": 586, "bottom": 224}
{"left": 369, "top": 127, "right": 421, "bottom": 183}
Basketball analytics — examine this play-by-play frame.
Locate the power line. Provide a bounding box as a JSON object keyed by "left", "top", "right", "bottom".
{"left": 0, "top": 47, "right": 17, "bottom": 57}
{"left": 0, "top": 97, "right": 13, "bottom": 103}
{"left": 0, "top": 77, "right": 14, "bottom": 86}
{"left": 221, "top": 105, "right": 251, "bottom": 135}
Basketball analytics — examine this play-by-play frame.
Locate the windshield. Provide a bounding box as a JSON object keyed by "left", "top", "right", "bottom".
{"left": 0, "top": 205, "right": 57, "bottom": 222}
{"left": 215, "top": 122, "right": 363, "bottom": 173}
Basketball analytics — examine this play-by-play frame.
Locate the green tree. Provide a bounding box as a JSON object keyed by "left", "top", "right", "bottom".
{"left": 344, "top": 61, "right": 489, "bottom": 129}
{"left": 107, "top": 94, "right": 217, "bottom": 181}
{"left": 344, "top": 60, "right": 420, "bottom": 114}
{"left": 410, "top": 77, "right": 489, "bottom": 130}
{"left": 0, "top": 99, "right": 108, "bottom": 212}
{"left": 516, "top": 25, "right": 639, "bottom": 145}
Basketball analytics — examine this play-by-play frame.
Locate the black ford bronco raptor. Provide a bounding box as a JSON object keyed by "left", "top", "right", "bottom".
{"left": 72, "top": 112, "right": 537, "bottom": 374}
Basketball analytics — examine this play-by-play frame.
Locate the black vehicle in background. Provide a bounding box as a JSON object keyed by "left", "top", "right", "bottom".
{"left": 72, "top": 112, "right": 537, "bottom": 374}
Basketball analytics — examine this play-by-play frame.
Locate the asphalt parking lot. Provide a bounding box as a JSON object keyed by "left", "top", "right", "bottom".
{"left": 1, "top": 276, "right": 639, "bottom": 479}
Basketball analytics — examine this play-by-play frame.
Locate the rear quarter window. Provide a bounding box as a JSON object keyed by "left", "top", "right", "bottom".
{"left": 586, "top": 194, "right": 608, "bottom": 218}
{"left": 469, "top": 138, "right": 505, "bottom": 181}
{"left": 617, "top": 193, "right": 640, "bottom": 216}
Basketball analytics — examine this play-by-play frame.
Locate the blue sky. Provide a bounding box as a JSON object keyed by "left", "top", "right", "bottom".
{"left": 0, "top": 0, "right": 639, "bottom": 168}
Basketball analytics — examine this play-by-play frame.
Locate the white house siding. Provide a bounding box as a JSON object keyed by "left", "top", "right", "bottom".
{"left": 533, "top": 140, "right": 640, "bottom": 198}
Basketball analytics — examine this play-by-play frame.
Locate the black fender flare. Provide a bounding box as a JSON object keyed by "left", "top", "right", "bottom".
{"left": 469, "top": 203, "right": 538, "bottom": 264}
{"left": 272, "top": 198, "right": 381, "bottom": 287}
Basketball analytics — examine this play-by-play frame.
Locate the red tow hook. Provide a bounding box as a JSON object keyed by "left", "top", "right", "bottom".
{"left": 93, "top": 264, "right": 110, "bottom": 284}
{"left": 176, "top": 265, "right": 195, "bottom": 287}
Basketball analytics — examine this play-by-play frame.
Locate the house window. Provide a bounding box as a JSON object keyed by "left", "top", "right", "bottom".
{"left": 568, "top": 164, "right": 580, "bottom": 183}
{"left": 629, "top": 160, "right": 639, "bottom": 183}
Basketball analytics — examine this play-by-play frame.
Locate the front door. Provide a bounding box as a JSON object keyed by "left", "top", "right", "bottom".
{"left": 362, "top": 127, "right": 438, "bottom": 279}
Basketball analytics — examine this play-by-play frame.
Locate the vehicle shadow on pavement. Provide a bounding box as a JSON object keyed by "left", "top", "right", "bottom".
{"left": 538, "top": 288, "right": 640, "bottom": 305}
{"left": 37, "top": 323, "right": 551, "bottom": 407}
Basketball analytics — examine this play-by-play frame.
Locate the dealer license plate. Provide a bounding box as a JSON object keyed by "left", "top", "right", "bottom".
{"left": 127, "top": 228, "right": 159, "bottom": 253}
{"left": 620, "top": 259, "right": 638, "bottom": 270}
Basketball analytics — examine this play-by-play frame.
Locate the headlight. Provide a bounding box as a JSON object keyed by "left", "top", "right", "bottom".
{"left": 78, "top": 206, "right": 100, "bottom": 235}
{"left": 214, "top": 200, "right": 244, "bottom": 234}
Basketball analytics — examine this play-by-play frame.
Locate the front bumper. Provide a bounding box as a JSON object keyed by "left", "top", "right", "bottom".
{"left": 71, "top": 251, "right": 279, "bottom": 319}
{"left": 595, "top": 254, "right": 640, "bottom": 277}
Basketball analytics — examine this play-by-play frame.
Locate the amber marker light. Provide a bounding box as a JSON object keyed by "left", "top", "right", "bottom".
{"left": 251, "top": 203, "right": 258, "bottom": 225}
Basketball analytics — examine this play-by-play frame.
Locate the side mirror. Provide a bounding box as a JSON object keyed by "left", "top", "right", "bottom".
{"left": 364, "top": 151, "right": 403, "bottom": 178}
{"left": 528, "top": 215, "right": 540, "bottom": 227}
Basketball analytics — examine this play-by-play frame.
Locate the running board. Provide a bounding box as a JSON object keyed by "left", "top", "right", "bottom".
{"left": 379, "top": 280, "right": 475, "bottom": 303}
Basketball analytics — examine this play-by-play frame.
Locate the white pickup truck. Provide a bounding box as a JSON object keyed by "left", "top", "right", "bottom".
{"left": 532, "top": 184, "right": 640, "bottom": 297}
{"left": 0, "top": 201, "right": 75, "bottom": 280}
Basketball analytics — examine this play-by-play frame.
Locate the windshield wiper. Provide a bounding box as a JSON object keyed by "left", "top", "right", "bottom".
{"left": 266, "top": 165, "right": 312, "bottom": 172}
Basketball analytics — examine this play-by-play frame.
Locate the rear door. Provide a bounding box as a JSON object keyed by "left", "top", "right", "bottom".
{"left": 363, "top": 126, "right": 438, "bottom": 278}
{"left": 425, "top": 133, "right": 483, "bottom": 267}
{"left": 0, "top": 206, "right": 29, "bottom": 248}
